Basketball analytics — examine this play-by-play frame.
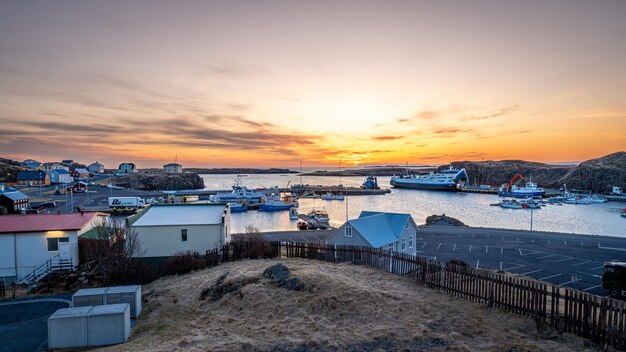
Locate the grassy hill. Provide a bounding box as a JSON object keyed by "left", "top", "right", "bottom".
{"left": 99, "top": 259, "right": 593, "bottom": 351}
{"left": 0, "top": 157, "right": 27, "bottom": 183}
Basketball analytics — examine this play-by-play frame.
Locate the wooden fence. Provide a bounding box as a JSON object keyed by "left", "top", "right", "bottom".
{"left": 0, "top": 281, "right": 5, "bottom": 298}
{"left": 282, "top": 242, "right": 626, "bottom": 350}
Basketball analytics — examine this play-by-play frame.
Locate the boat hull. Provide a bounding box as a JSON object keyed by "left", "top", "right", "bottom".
{"left": 390, "top": 179, "right": 460, "bottom": 191}
{"left": 258, "top": 203, "right": 294, "bottom": 211}
{"left": 498, "top": 191, "right": 545, "bottom": 198}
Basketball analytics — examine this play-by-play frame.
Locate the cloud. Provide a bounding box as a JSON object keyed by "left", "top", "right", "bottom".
{"left": 372, "top": 135, "right": 403, "bottom": 141}
{"left": 413, "top": 110, "right": 441, "bottom": 120}
{"left": 463, "top": 105, "right": 519, "bottom": 121}
{"left": 204, "top": 63, "right": 267, "bottom": 79}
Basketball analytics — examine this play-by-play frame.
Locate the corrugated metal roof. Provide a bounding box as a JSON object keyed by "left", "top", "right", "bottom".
{"left": 74, "top": 168, "right": 89, "bottom": 173}
{"left": 0, "top": 191, "right": 29, "bottom": 201}
{"left": 16, "top": 170, "right": 47, "bottom": 180}
{"left": 348, "top": 214, "right": 398, "bottom": 248}
{"left": 0, "top": 213, "right": 108, "bottom": 233}
{"left": 52, "top": 169, "right": 70, "bottom": 174}
{"left": 130, "top": 204, "right": 226, "bottom": 227}
{"left": 347, "top": 211, "right": 412, "bottom": 248}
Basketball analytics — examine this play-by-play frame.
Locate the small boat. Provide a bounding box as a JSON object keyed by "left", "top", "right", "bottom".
{"left": 229, "top": 203, "right": 248, "bottom": 213}
{"left": 307, "top": 209, "right": 330, "bottom": 229}
{"left": 564, "top": 196, "right": 592, "bottom": 205}
{"left": 590, "top": 195, "right": 608, "bottom": 203}
{"left": 621, "top": 208, "right": 626, "bottom": 218}
{"left": 499, "top": 180, "right": 545, "bottom": 198}
{"left": 321, "top": 192, "right": 345, "bottom": 201}
{"left": 289, "top": 207, "right": 299, "bottom": 220}
{"left": 212, "top": 178, "right": 264, "bottom": 203}
{"left": 258, "top": 197, "right": 296, "bottom": 211}
{"left": 500, "top": 198, "right": 541, "bottom": 209}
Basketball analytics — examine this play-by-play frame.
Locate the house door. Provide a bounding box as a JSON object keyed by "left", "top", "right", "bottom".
{"left": 58, "top": 241, "right": 71, "bottom": 260}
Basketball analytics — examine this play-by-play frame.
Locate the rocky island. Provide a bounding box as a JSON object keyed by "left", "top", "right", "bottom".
{"left": 103, "top": 172, "right": 205, "bottom": 191}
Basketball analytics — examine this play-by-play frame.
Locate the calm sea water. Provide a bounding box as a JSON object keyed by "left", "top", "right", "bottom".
{"left": 201, "top": 174, "right": 626, "bottom": 237}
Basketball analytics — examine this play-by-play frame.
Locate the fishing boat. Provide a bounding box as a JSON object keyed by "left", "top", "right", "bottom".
{"left": 258, "top": 196, "right": 296, "bottom": 211}
{"left": 306, "top": 209, "right": 330, "bottom": 229}
{"left": 321, "top": 192, "right": 345, "bottom": 201}
{"left": 229, "top": 203, "right": 248, "bottom": 213}
{"left": 361, "top": 175, "right": 379, "bottom": 189}
{"left": 499, "top": 198, "right": 541, "bottom": 209}
{"left": 499, "top": 181, "right": 545, "bottom": 198}
{"left": 390, "top": 165, "right": 468, "bottom": 191}
{"left": 590, "top": 195, "right": 608, "bottom": 203}
{"left": 211, "top": 178, "right": 264, "bottom": 203}
{"left": 564, "top": 196, "right": 592, "bottom": 205}
{"left": 289, "top": 207, "right": 299, "bottom": 220}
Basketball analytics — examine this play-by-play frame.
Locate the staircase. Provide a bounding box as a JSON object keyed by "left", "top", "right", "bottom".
{"left": 19, "top": 254, "right": 74, "bottom": 284}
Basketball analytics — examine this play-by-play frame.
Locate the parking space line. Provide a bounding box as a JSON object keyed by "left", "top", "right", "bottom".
{"left": 469, "top": 245, "right": 472, "bottom": 252}
{"left": 501, "top": 262, "right": 526, "bottom": 271}
{"left": 571, "top": 260, "right": 592, "bottom": 267}
{"left": 437, "top": 243, "right": 442, "bottom": 250}
{"left": 537, "top": 254, "right": 558, "bottom": 260}
{"left": 591, "top": 266, "right": 605, "bottom": 271}
{"left": 598, "top": 246, "right": 626, "bottom": 252}
{"left": 583, "top": 285, "right": 602, "bottom": 292}
{"left": 576, "top": 271, "right": 602, "bottom": 278}
{"left": 453, "top": 244, "right": 457, "bottom": 251}
{"left": 520, "top": 269, "right": 543, "bottom": 275}
{"left": 552, "top": 257, "right": 576, "bottom": 263}
{"left": 485, "top": 246, "right": 487, "bottom": 253}
{"left": 476, "top": 260, "right": 479, "bottom": 269}
{"left": 422, "top": 242, "right": 427, "bottom": 249}
{"left": 313, "top": 235, "right": 323, "bottom": 242}
{"left": 539, "top": 273, "right": 562, "bottom": 280}
{"left": 500, "top": 247, "right": 503, "bottom": 255}
{"left": 560, "top": 277, "right": 583, "bottom": 285}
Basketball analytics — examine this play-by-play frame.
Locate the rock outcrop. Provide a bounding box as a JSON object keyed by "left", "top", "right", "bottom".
{"left": 0, "top": 157, "right": 28, "bottom": 183}
{"left": 109, "top": 172, "right": 205, "bottom": 190}
{"left": 263, "top": 263, "right": 305, "bottom": 291}
{"left": 424, "top": 214, "right": 467, "bottom": 227}
{"left": 448, "top": 151, "right": 625, "bottom": 193}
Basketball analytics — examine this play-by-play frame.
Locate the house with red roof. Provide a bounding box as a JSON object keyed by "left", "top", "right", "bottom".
{"left": 0, "top": 212, "right": 109, "bottom": 284}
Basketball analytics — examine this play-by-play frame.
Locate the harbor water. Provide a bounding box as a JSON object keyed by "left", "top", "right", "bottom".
{"left": 201, "top": 174, "right": 626, "bottom": 237}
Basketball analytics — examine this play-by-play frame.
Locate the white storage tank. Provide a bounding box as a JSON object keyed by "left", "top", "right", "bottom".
{"left": 87, "top": 303, "right": 131, "bottom": 346}
{"left": 72, "top": 287, "right": 108, "bottom": 307}
{"left": 104, "top": 285, "right": 142, "bottom": 318}
{"left": 48, "top": 306, "right": 92, "bottom": 349}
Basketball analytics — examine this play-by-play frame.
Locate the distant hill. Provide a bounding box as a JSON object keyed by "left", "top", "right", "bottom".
{"left": 0, "top": 157, "right": 28, "bottom": 183}
{"left": 184, "top": 168, "right": 297, "bottom": 174}
{"left": 449, "top": 151, "right": 625, "bottom": 193}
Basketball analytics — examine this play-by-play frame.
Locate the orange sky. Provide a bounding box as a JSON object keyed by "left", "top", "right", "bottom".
{"left": 0, "top": 1, "right": 625, "bottom": 168}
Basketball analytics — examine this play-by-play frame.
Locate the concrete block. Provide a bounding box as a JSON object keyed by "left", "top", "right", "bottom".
{"left": 104, "top": 285, "right": 142, "bottom": 317}
{"left": 47, "top": 306, "right": 92, "bottom": 349}
{"left": 72, "top": 287, "right": 108, "bottom": 307}
{"left": 87, "top": 303, "right": 131, "bottom": 346}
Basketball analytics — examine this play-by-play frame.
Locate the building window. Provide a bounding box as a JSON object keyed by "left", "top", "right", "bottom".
{"left": 388, "top": 244, "right": 394, "bottom": 251}
{"left": 47, "top": 238, "right": 58, "bottom": 251}
{"left": 181, "top": 229, "right": 188, "bottom": 242}
{"left": 405, "top": 222, "right": 409, "bottom": 229}
{"left": 47, "top": 237, "right": 67, "bottom": 251}
{"left": 401, "top": 238, "right": 406, "bottom": 251}
{"left": 409, "top": 236, "right": 413, "bottom": 248}
{"left": 345, "top": 226, "right": 352, "bottom": 237}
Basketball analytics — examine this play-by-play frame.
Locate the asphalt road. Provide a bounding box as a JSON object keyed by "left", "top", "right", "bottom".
{"left": 0, "top": 300, "right": 70, "bottom": 352}
{"left": 261, "top": 226, "right": 626, "bottom": 296}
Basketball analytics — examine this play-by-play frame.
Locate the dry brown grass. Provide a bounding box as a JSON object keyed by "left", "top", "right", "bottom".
{"left": 98, "top": 259, "right": 601, "bottom": 352}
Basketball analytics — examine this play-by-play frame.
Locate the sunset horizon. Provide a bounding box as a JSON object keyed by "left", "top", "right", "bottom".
{"left": 1, "top": 1, "right": 625, "bottom": 168}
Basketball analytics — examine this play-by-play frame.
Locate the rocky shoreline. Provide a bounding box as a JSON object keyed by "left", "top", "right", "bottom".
{"left": 105, "top": 173, "right": 205, "bottom": 191}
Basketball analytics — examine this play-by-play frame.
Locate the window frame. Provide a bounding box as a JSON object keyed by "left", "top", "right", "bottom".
{"left": 47, "top": 238, "right": 59, "bottom": 251}
{"left": 181, "top": 229, "right": 188, "bottom": 242}
{"left": 345, "top": 226, "right": 352, "bottom": 237}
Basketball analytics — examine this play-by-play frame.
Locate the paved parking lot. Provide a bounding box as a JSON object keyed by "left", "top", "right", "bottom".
{"left": 415, "top": 226, "right": 626, "bottom": 296}
{"left": 0, "top": 300, "right": 69, "bottom": 352}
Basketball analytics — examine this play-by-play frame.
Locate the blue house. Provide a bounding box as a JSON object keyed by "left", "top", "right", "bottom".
{"left": 325, "top": 211, "right": 418, "bottom": 255}
{"left": 16, "top": 170, "right": 50, "bottom": 186}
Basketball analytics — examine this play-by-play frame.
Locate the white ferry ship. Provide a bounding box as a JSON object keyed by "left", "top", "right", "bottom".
{"left": 390, "top": 166, "right": 468, "bottom": 191}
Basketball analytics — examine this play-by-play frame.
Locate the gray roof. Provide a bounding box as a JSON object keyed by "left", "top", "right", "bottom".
{"left": 346, "top": 211, "right": 412, "bottom": 248}
{"left": 0, "top": 191, "right": 29, "bottom": 201}
{"left": 74, "top": 168, "right": 90, "bottom": 173}
{"left": 130, "top": 204, "right": 227, "bottom": 227}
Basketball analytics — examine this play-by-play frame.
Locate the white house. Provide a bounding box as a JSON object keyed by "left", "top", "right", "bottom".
{"left": 326, "top": 211, "right": 418, "bottom": 255}
{"left": 163, "top": 163, "right": 183, "bottom": 174}
{"left": 49, "top": 169, "right": 72, "bottom": 184}
{"left": 88, "top": 162, "right": 105, "bottom": 174}
{"left": 0, "top": 212, "right": 109, "bottom": 284}
{"left": 118, "top": 163, "right": 138, "bottom": 174}
{"left": 41, "top": 163, "right": 69, "bottom": 173}
{"left": 128, "top": 203, "right": 230, "bottom": 260}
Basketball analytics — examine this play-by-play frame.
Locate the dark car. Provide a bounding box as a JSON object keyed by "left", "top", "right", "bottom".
{"left": 602, "top": 262, "right": 626, "bottom": 298}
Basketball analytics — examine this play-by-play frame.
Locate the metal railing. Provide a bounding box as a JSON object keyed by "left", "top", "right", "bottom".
{"left": 19, "top": 254, "right": 74, "bottom": 284}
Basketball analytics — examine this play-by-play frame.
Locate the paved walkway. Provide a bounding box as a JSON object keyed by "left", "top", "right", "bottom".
{"left": 0, "top": 300, "right": 70, "bottom": 352}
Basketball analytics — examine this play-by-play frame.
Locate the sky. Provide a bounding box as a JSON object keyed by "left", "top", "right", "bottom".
{"left": 0, "top": 0, "right": 625, "bottom": 168}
